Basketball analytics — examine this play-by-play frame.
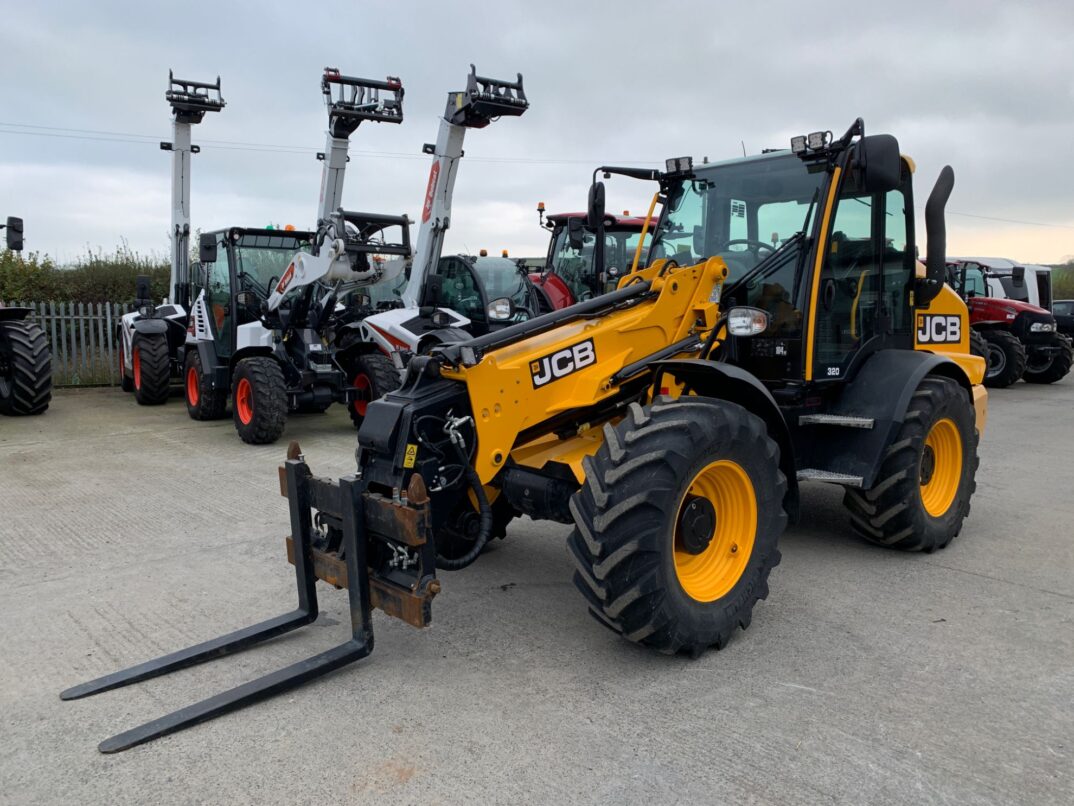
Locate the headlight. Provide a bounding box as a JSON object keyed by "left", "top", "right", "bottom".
{"left": 726, "top": 306, "right": 770, "bottom": 337}
{"left": 1030, "top": 322, "right": 1055, "bottom": 332}
{"left": 487, "top": 297, "right": 512, "bottom": 321}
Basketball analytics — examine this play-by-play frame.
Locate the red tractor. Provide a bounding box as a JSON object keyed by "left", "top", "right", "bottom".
{"left": 528, "top": 206, "right": 648, "bottom": 311}
{"left": 948, "top": 260, "right": 1072, "bottom": 387}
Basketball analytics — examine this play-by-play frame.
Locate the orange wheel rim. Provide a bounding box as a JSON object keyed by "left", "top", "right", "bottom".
{"left": 920, "top": 417, "right": 962, "bottom": 517}
{"left": 132, "top": 347, "right": 141, "bottom": 389}
{"left": 186, "top": 366, "right": 199, "bottom": 406}
{"left": 673, "top": 460, "right": 757, "bottom": 603}
{"left": 235, "top": 378, "right": 254, "bottom": 425}
{"left": 352, "top": 373, "right": 372, "bottom": 417}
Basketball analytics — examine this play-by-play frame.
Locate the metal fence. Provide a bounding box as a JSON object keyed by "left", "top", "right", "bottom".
{"left": 5, "top": 301, "right": 126, "bottom": 387}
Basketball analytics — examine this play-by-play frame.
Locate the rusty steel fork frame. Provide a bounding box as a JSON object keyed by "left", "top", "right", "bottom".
{"left": 60, "top": 458, "right": 374, "bottom": 753}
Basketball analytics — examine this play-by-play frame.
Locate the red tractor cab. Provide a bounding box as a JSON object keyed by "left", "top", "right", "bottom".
{"left": 528, "top": 207, "right": 649, "bottom": 312}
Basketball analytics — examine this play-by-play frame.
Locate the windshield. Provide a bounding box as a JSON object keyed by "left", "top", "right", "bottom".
{"left": 549, "top": 224, "right": 645, "bottom": 300}
{"left": 472, "top": 257, "right": 530, "bottom": 308}
{"left": 233, "top": 233, "right": 310, "bottom": 297}
{"left": 364, "top": 271, "right": 407, "bottom": 307}
{"left": 649, "top": 153, "right": 825, "bottom": 284}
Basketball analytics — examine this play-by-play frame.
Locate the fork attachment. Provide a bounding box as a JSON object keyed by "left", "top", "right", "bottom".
{"left": 60, "top": 444, "right": 438, "bottom": 753}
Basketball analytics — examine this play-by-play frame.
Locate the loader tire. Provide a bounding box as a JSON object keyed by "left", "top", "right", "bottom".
{"left": 968, "top": 329, "right": 988, "bottom": 363}
{"left": 0, "top": 319, "right": 52, "bottom": 416}
{"left": 1022, "top": 335, "right": 1073, "bottom": 384}
{"left": 567, "top": 398, "right": 786, "bottom": 656}
{"left": 131, "top": 332, "right": 171, "bottom": 405}
{"left": 118, "top": 334, "right": 134, "bottom": 392}
{"left": 232, "top": 357, "right": 287, "bottom": 444}
{"left": 184, "top": 350, "right": 227, "bottom": 420}
{"left": 347, "top": 352, "right": 400, "bottom": 430}
{"left": 843, "top": 376, "right": 977, "bottom": 553}
{"left": 981, "top": 330, "right": 1025, "bottom": 388}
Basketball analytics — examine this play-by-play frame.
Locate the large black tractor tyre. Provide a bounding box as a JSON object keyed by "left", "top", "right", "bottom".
{"left": 567, "top": 398, "right": 786, "bottom": 656}
{"left": 117, "top": 333, "right": 134, "bottom": 392}
{"left": 968, "top": 329, "right": 988, "bottom": 363}
{"left": 0, "top": 319, "right": 52, "bottom": 416}
{"left": 347, "top": 352, "right": 401, "bottom": 430}
{"left": 844, "top": 376, "right": 978, "bottom": 553}
{"left": 131, "top": 332, "right": 171, "bottom": 405}
{"left": 231, "top": 357, "right": 287, "bottom": 444}
{"left": 981, "top": 330, "right": 1026, "bottom": 388}
{"left": 184, "top": 350, "right": 227, "bottom": 421}
{"left": 1022, "top": 334, "right": 1073, "bottom": 384}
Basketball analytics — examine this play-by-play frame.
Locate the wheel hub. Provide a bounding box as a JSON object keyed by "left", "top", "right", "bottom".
{"left": 677, "top": 495, "right": 717, "bottom": 555}
{"left": 920, "top": 444, "right": 936, "bottom": 486}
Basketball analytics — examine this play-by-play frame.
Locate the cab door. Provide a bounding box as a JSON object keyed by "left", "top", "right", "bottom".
{"left": 810, "top": 164, "right": 915, "bottom": 381}
{"left": 202, "top": 240, "right": 235, "bottom": 359}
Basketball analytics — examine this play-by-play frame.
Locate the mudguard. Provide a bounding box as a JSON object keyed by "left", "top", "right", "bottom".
{"left": 0, "top": 307, "right": 32, "bottom": 322}
{"left": 652, "top": 359, "right": 800, "bottom": 522}
{"left": 132, "top": 318, "right": 169, "bottom": 336}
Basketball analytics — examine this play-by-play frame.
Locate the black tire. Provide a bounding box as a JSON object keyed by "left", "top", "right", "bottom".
{"left": 0, "top": 319, "right": 52, "bottom": 416}
{"left": 131, "top": 332, "right": 171, "bottom": 405}
{"left": 567, "top": 398, "right": 786, "bottom": 656}
{"left": 1022, "top": 335, "right": 1073, "bottom": 384}
{"left": 981, "top": 330, "right": 1026, "bottom": 388}
{"left": 118, "top": 333, "right": 134, "bottom": 392}
{"left": 434, "top": 494, "right": 517, "bottom": 569}
{"left": 843, "top": 376, "right": 978, "bottom": 553}
{"left": 184, "top": 350, "right": 227, "bottom": 420}
{"left": 231, "top": 357, "right": 287, "bottom": 444}
{"left": 969, "top": 329, "right": 988, "bottom": 363}
{"left": 346, "top": 352, "right": 400, "bottom": 430}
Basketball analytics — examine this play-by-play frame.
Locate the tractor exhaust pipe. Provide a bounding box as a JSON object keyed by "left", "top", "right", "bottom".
{"left": 919, "top": 165, "right": 955, "bottom": 306}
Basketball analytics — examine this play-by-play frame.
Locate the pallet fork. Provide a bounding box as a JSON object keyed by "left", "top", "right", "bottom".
{"left": 61, "top": 444, "right": 438, "bottom": 753}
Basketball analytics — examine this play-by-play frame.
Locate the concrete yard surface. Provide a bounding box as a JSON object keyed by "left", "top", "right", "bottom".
{"left": 0, "top": 383, "right": 1071, "bottom": 805}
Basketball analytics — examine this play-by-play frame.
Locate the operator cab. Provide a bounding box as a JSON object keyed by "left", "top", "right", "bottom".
{"left": 540, "top": 213, "right": 648, "bottom": 305}
{"left": 423, "top": 254, "right": 540, "bottom": 336}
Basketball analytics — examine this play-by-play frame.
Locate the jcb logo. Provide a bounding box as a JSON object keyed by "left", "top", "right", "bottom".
{"left": 530, "top": 339, "right": 597, "bottom": 388}
{"left": 917, "top": 314, "right": 961, "bottom": 344}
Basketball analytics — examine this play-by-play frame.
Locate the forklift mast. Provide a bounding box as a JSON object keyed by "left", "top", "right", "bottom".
{"left": 316, "top": 69, "right": 404, "bottom": 226}
{"left": 401, "top": 65, "right": 528, "bottom": 307}
{"left": 161, "top": 71, "right": 224, "bottom": 308}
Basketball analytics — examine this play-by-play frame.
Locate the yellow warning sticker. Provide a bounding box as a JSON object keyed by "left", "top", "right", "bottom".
{"left": 403, "top": 443, "right": 418, "bottom": 468}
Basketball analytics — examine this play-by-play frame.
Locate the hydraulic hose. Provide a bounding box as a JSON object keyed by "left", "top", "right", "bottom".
{"left": 434, "top": 442, "right": 493, "bottom": 571}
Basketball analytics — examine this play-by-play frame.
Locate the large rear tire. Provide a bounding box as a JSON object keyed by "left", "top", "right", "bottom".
{"left": 981, "top": 330, "right": 1026, "bottom": 388}
{"left": 131, "top": 332, "right": 171, "bottom": 405}
{"left": 968, "top": 329, "right": 988, "bottom": 363}
{"left": 118, "top": 333, "right": 134, "bottom": 392}
{"left": 0, "top": 319, "right": 52, "bottom": 416}
{"left": 347, "top": 352, "right": 400, "bottom": 430}
{"left": 567, "top": 398, "right": 786, "bottom": 656}
{"left": 843, "top": 376, "right": 978, "bottom": 552}
{"left": 184, "top": 350, "right": 228, "bottom": 420}
{"left": 1022, "top": 335, "right": 1073, "bottom": 384}
{"left": 231, "top": 357, "right": 287, "bottom": 444}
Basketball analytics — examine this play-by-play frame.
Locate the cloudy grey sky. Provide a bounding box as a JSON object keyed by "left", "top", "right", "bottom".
{"left": 2, "top": 0, "right": 1073, "bottom": 264}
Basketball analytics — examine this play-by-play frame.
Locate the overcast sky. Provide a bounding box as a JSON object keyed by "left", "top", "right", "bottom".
{"left": 2, "top": 0, "right": 1073, "bottom": 266}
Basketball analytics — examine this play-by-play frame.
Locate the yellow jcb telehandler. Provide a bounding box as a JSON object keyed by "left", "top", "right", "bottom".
{"left": 63, "top": 119, "right": 986, "bottom": 752}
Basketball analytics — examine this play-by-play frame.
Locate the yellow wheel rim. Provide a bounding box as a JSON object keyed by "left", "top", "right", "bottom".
{"left": 920, "top": 417, "right": 962, "bottom": 517}
{"left": 673, "top": 460, "right": 757, "bottom": 603}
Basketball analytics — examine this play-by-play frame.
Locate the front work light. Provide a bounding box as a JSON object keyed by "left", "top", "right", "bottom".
{"left": 807, "top": 131, "right": 828, "bottom": 150}
{"left": 665, "top": 156, "right": 693, "bottom": 173}
{"left": 790, "top": 135, "right": 807, "bottom": 155}
{"left": 487, "top": 297, "right": 512, "bottom": 321}
{"left": 726, "top": 306, "right": 770, "bottom": 337}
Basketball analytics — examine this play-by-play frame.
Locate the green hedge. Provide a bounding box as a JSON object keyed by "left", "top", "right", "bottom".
{"left": 1053, "top": 265, "right": 1074, "bottom": 300}
{"left": 0, "top": 246, "right": 169, "bottom": 304}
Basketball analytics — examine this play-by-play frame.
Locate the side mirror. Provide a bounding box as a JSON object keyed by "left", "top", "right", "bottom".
{"left": 587, "top": 181, "right": 606, "bottom": 227}
{"left": 199, "top": 233, "right": 218, "bottom": 264}
{"left": 421, "top": 274, "right": 445, "bottom": 308}
{"left": 135, "top": 274, "right": 153, "bottom": 306}
{"left": 567, "top": 217, "right": 585, "bottom": 250}
{"left": 5, "top": 216, "right": 24, "bottom": 251}
{"left": 858, "top": 134, "right": 901, "bottom": 194}
{"left": 1012, "top": 266, "right": 1025, "bottom": 287}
